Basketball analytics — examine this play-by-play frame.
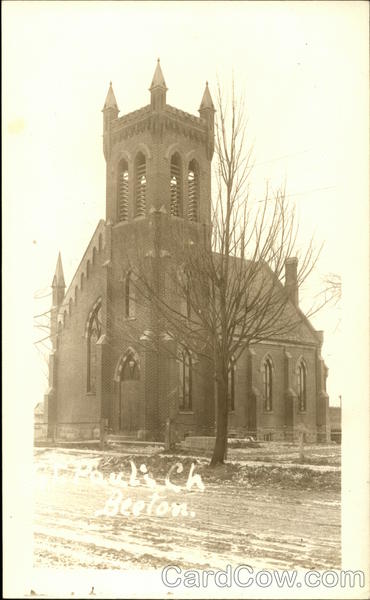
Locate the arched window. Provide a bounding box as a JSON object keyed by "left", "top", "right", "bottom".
{"left": 263, "top": 357, "right": 273, "bottom": 411}
{"left": 120, "top": 351, "right": 140, "bottom": 381}
{"left": 187, "top": 159, "right": 199, "bottom": 222}
{"left": 228, "top": 357, "right": 236, "bottom": 411}
{"left": 87, "top": 302, "right": 102, "bottom": 393}
{"left": 124, "top": 270, "right": 135, "bottom": 318}
{"left": 179, "top": 348, "right": 192, "bottom": 410}
{"left": 298, "top": 360, "right": 307, "bottom": 411}
{"left": 170, "top": 153, "right": 182, "bottom": 217}
{"left": 117, "top": 159, "right": 129, "bottom": 222}
{"left": 135, "top": 152, "right": 146, "bottom": 217}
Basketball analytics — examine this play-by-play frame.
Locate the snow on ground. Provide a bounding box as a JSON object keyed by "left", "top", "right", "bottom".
{"left": 33, "top": 447, "right": 341, "bottom": 574}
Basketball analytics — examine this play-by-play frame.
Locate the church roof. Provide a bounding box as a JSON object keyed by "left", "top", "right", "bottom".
{"left": 52, "top": 252, "right": 65, "bottom": 288}
{"left": 103, "top": 82, "right": 119, "bottom": 111}
{"left": 149, "top": 59, "right": 167, "bottom": 90}
{"left": 199, "top": 82, "right": 215, "bottom": 111}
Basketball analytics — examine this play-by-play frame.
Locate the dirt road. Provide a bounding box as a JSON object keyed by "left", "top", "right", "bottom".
{"left": 33, "top": 449, "right": 340, "bottom": 572}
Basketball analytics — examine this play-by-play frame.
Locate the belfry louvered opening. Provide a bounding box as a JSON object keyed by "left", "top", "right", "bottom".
{"left": 135, "top": 152, "right": 146, "bottom": 217}
{"left": 170, "top": 153, "right": 182, "bottom": 217}
{"left": 117, "top": 159, "right": 129, "bottom": 222}
{"left": 187, "top": 159, "right": 199, "bottom": 222}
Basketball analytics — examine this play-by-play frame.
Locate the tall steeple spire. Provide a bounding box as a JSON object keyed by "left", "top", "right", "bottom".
{"left": 103, "top": 81, "right": 119, "bottom": 111}
{"left": 149, "top": 59, "right": 167, "bottom": 110}
{"left": 52, "top": 252, "right": 65, "bottom": 306}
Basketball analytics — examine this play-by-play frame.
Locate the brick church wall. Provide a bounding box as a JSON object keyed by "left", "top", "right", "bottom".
{"left": 55, "top": 224, "right": 107, "bottom": 439}
{"left": 45, "top": 64, "right": 329, "bottom": 444}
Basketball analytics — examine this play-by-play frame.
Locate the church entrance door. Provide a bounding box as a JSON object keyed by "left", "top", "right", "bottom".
{"left": 119, "top": 380, "right": 140, "bottom": 432}
{"left": 115, "top": 350, "right": 141, "bottom": 434}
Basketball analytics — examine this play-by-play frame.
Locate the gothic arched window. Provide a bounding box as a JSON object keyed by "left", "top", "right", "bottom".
{"left": 120, "top": 351, "right": 140, "bottom": 381}
{"left": 170, "top": 153, "right": 182, "bottom": 217}
{"left": 187, "top": 159, "right": 199, "bottom": 222}
{"left": 263, "top": 357, "right": 273, "bottom": 412}
{"left": 87, "top": 302, "right": 102, "bottom": 393}
{"left": 228, "top": 357, "right": 236, "bottom": 411}
{"left": 117, "top": 159, "right": 129, "bottom": 222}
{"left": 135, "top": 152, "right": 146, "bottom": 217}
{"left": 298, "top": 360, "right": 307, "bottom": 411}
{"left": 179, "top": 348, "right": 192, "bottom": 410}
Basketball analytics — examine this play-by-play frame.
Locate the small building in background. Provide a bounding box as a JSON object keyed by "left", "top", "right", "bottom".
{"left": 329, "top": 406, "right": 341, "bottom": 444}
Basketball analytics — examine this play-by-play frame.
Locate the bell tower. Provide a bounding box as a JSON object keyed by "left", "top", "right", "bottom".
{"left": 102, "top": 60, "right": 215, "bottom": 228}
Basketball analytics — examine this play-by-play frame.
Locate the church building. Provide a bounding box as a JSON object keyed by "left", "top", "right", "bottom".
{"left": 43, "top": 61, "right": 330, "bottom": 443}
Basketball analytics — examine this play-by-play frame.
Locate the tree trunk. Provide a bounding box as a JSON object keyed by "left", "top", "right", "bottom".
{"left": 210, "top": 375, "right": 228, "bottom": 466}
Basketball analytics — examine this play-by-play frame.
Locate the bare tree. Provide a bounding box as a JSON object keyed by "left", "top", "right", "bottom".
{"left": 33, "top": 290, "right": 54, "bottom": 384}
{"left": 321, "top": 273, "right": 342, "bottom": 306}
{"left": 127, "top": 83, "right": 328, "bottom": 466}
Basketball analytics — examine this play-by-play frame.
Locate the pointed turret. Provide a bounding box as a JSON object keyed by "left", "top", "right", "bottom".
{"left": 149, "top": 59, "right": 167, "bottom": 110}
{"left": 199, "top": 81, "right": 215, "bottom": 112}
{"left": 199, "top": 82, "right": 215, "bottom": 159}
{"left": 102, "top": 81, "right": 119, "bottom": 111}
{"left": 102, "top": 82, "right": 119, "bottom": 160}
{"left": 150, "top": 59, "right": 167, "bottom": 90}
{"left": 52, "top": 252, "right": 65, "bottom": 307}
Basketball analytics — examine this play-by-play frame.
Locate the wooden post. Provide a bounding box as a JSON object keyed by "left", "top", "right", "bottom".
{"left": 165, "top": 418, "right": 171, "bottom": 451}
{"left": 299, "top": 430, "right": 304, "bottom": 462}
{"left": 100, "top": 418, "right": 106, "bottom": 450}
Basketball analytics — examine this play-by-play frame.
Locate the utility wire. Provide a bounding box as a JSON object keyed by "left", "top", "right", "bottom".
{"left": 253, "top": 149, "right": 311, "bottom": 168}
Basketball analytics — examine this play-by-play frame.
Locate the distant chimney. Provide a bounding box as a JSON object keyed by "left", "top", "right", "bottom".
{"left": 285, "top": 257, "right": 298, "bottom": 306}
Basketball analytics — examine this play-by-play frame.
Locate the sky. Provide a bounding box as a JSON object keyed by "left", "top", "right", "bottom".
{"left": 3, "top": 1, "right": 368, "bottom": 410}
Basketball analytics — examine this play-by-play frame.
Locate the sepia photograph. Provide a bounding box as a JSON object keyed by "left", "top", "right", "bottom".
{"left": 3, "top": 1, "right": 369, "bottom": 598}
